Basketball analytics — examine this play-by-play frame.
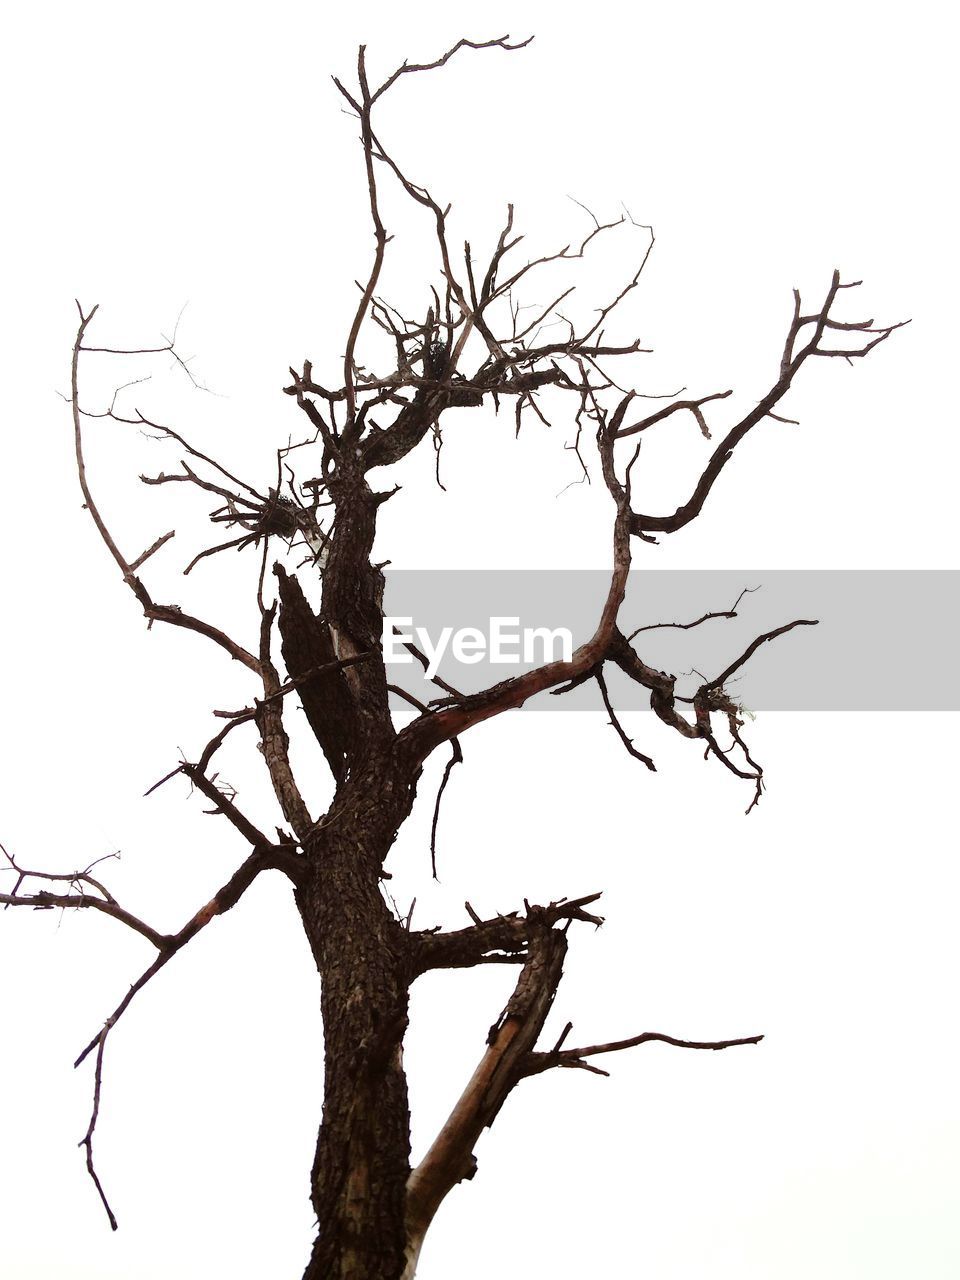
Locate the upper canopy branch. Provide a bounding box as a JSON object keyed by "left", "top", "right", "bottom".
{"left": 70, "top": 307, "right": 261, "bottom": 674}
{"left": 331, "top": 39, "right": 530, "bottom": 438}
{"left": 391, "top": 363, "right": 819, "bottom": 796}
{"left": 368, "top": 36, "right": 532, "bottom": 104}
{"left": 398, "top": 589, "right": 818, "bottom": 813}
{"left": 295, "top": 41, "right": 657, "bottom": 477}
{"left": 626, "top": 272, "right": 908, "bottom": 539}
{"left": 602, "top": 617, "right": 819, "bottom": 812}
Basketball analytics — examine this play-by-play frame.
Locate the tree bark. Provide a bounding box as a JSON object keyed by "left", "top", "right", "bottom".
{"left": 297, "top": 764, "right": 418, "bottom": 1280}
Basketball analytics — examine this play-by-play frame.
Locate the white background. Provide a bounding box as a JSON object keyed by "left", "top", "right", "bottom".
{"left": 1, "top": 2, "right": 957, "bottom": 1277}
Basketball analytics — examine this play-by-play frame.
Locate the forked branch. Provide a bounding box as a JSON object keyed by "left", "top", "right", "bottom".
{"left": 626, "top": 273, "right": 908, "bottom": 539}
{"left": 405, "top": 888, "right": 758, "bottom": 1273}
{"left": 70, "top": 843, "right": 301, "bottom": 1229}
{"left": 404, "top": 919, "right": 568, "bottom": 1273}
{"left": 1, "top": 843, "right": 167, "bottom": 949}
{"left": 70, "top": 305, "right": 261, "bottom": 675}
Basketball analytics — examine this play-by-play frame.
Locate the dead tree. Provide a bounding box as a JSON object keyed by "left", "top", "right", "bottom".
{"left": 0, "top": 36, "right": 905, "bottom": 1280}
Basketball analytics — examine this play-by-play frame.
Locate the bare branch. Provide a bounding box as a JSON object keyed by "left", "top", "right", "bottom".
{"left": 699, "top": 618, "right": 819, "bottom": 693}
{"left": 616, "top": 389, "right": 732, "bottom": 440}
{"left": 71, "top": 844, "right": 300, "bottom": 1227}
{"left": 79, "top": 1033, "right": 117, "bottom": 1229}
{"left": 406, "top": 889, "right": 607, "bottom": 1262}
{"left": 405, "top": 923, "right": 566, "bottom": 1256}
{"left": 413, "top": 893, "right": 604, "bottom": 974}
{"left": 595, "top": 667, "right": 655, "bottom": 770}
{"left": 0, "top": 885, "right": 169, "bottom": 949}
{"left": 180, "top": 763, "right": 274, "bottom": 848}
{"left": 430, "top": 738, "right": 463, "bottom": 880}
{"left": 0, "top": 843, "right": 168, "bottom": 949}
{"left": 71, "top": 308, "right": 262, "bottom": 675}
{"left": 128, "top": 529, "right": 176, "bottom": 571}
{"left": 370, "top": 35, "right": 533, "bottom": 104}
{"left": 134, "top": 412, "right": 265, "bottom": 502}
{"left": 254, "top": 604, "right": 314, "bottom": 841}
{"left": 523, "top": 1029, "right": 764, "bottom": 1078}
{"left": 627, "top": 586, "right": 758, "bottom": 641}
{"left": 397, "top": 453, "right": 635, "bottom": 764}
{"left": 629, "top": 274, "right": 907, "bottom": 538}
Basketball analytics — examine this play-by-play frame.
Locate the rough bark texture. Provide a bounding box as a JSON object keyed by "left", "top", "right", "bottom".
{"left": 292, "top": 468, "right": 421, "bottom": 1278}
{"left": 298, "top": 799, "right": 414, "bottom": 1280}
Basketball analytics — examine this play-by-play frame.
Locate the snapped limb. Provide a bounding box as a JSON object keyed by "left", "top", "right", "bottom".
{"left": 403, "top": 888, "right": 756, "bottom": 1271}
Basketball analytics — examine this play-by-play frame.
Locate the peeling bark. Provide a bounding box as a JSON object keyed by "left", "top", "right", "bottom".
{"left": 404, "top": 928, "right": 567, "bottom": 1271}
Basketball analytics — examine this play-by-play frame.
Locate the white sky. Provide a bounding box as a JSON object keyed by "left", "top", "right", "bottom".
{"left": 1, "top": 2, "right": 957, "bottom": 1277}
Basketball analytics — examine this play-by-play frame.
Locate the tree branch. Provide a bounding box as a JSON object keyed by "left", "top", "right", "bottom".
{"left": 70, "top": 844, "right": 300, "bottom": 1228}
{"left": 70, "top": 307, "right": 261, "bottom": 674}
{"left": 523, "top": 1029, "right": 764, "bottom": 1078}
{"left": 1, "top": 843, "right": 168, "bottom": 949}
{"left": 254, "top": 604, "right": 314, "bottom": 841}
{"left": 628, "top": 273, "right": 906, "bottom": 538}
{"left": 412, "top": 893, "right": 604, "bottom": 975}
{"left": 404, "top": 921, "right": 567, "bottom": 1270}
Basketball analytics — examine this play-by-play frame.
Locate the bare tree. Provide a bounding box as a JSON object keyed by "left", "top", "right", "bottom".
{"left": 1, "top": 37, "right": 905, "bottom": 1280}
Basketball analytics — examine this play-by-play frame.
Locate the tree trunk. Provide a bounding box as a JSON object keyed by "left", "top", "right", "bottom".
{"left": 282, "top": 469, "right": 425, "bottom": 1277}
{"left": 297, "top": 776, "right": 416, "bottom": 1280}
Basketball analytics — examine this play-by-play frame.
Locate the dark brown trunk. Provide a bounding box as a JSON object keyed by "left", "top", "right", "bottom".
{"left": 297, "top": 765, "right": 418, "bottom": 1280}
{"left": 276, "top": 468, "right": 425, "bottom": 1278}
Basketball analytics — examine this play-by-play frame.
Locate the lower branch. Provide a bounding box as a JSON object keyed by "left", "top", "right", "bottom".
{"left": 429, "top": 738, "right": 462, "bottom": 880}
{"left": 412, "top": 892, "right": 603, "bottom": 974}
{"left": 404, "top": 901, "right": 593, "bottom": 1269}
{"left": 1, "top": 844, "right": 169, "bottom": 949}
{"left": 405, "top": 891, "right": 760, "bottom": 1276}
{"left": 66, "top": 845, "right": 300, "bottom": 1230}
{"left": 523, "top": 1029, "right": 763, "bottom": 1079}
{"left": 404, "top": 919, "right": 569, "bottom": 1276}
